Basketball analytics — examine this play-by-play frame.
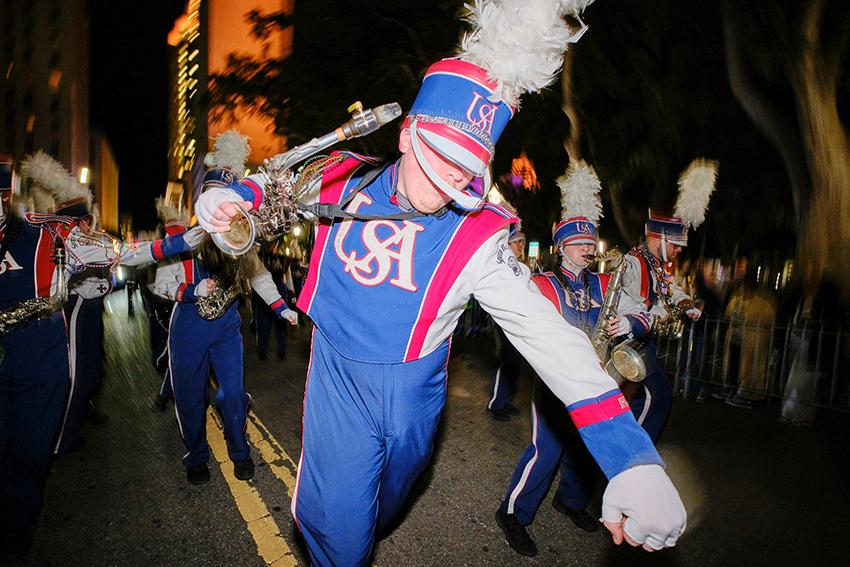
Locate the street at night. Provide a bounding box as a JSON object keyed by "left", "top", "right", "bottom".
{"left": 16, "top": 290, "right": 847, "bottom": 567}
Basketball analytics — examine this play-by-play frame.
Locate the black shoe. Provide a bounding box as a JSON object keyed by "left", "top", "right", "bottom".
{"left": 234, "top": 457, "right": 255, "bottom": 481}
{"left": 552, "top": 498, "right": 600, "bottom": 532}
{"left": 152, "top": 393, "right": 169, "bottom": 412}
{"left": 488, "top": 408, "right": 511, "bottom": 422}
{"left": 186, "top": 463, "right": 210, "bottom": 485}
{"left": 495, "top": 510, "right": 537, "bottom": 557}
{"left": 503, "top": 403, "right": 521, "bottom": 416}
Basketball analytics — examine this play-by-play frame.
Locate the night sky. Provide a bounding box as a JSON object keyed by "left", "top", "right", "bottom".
{"left": 90, "top": 0, "right": 185, "bottom": 231}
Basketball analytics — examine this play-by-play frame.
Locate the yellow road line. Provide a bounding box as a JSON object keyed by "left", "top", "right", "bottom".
{"left": 246, "top": 414, "right": 299, "bottom": 498}
{"left": 207, "top": 410, "right": 297, "bottom": 566}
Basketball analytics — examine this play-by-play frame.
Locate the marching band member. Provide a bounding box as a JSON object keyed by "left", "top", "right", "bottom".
{"left": 148, "top": 198, "right": 193, "bottom": 411}
{"left": 622, "top": 158, "right": 717, "bottom": 441}
{"left": 496, "top": 162, "right": 651, "bottom": 556}
{"left": 195, "top": 2, "right": 686, "bottom": 564}
{"left": 0, "top": 153, "right": 201, "bottom": 560}
{"left": 166, "top": 132, "right": 297, "bottom": 485}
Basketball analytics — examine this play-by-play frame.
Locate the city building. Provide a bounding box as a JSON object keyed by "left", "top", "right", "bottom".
{"left": 166, "top": 0, "right": 292, "bottom": 211}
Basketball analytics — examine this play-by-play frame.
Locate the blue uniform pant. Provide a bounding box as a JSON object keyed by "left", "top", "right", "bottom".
{"left": 0, "top": 313, "right": 69, "bottom": 529}
{"left": 499, "top": 377, "right": 600, "bottom": 524}
{"left": 292, "top": 331, "right": 449, "bottom": 567}
{"left": 627, "top": 341, "right": 671, "bottom": 442}
{"left": 487, "top": 327, "right": 521, "bottom": 411}
{"left": 169, "top": 303, "right": 249, "bottom": 467}
{"left": 55, "top": 295, "right": 105, "bottom": 455}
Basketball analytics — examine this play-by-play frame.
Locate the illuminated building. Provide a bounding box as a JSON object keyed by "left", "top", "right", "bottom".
{"left": 167, "top": 0, "right": 292, "bottom": 210}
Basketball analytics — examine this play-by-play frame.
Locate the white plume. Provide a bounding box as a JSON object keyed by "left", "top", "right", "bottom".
{"left": 89, "top": 203, "right": 100, "bottom": 229}
{"left": 155, "top": 196, "right": 187, "bottom": 224}
{"left": 459, "top": 0, "right": 595, "bottom": 106}
{"left": 29, "top": 187, "right": 55, "bottom": 213}
{"left": 20, "top": 150, "right": 92, "bottom": 208}
{"left": 208, "top": 130, "right": 251, "bottom": 172}
{"left": 557, "top": 160, "right": 603, "bottom": 224}
{"left": 675, "top": 158, "right": 718, "bottom": 229}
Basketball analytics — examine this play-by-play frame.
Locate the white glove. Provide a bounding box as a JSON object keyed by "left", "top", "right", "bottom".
{"left": 602, "top": 464, "right": 687, "bottom": 551}
{"left": 195, "top": 188, "right": 242, "bottom": 233}
{"left": 686, "top": 307, "right": 702, "bottom": 321}
{"left": 608, "top": 316, "right": 631, "bottom": 337}
{"left": 281, "top": 308, "right": 298, "bottom": 325}
{"left": 195, "top": 278, "right": 215, "bottom": 298}
{"left": 184, "top": 226, "right": 207, "bottom": 248}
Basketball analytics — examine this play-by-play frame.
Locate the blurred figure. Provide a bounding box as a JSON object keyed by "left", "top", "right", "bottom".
{"left": 780, "top": 259, "right": 841, "bottom": 425}
{"left": 254, "top": 242, "right": 295, "bottom": 361}
{"left": 487, "top": 224, "right": 527, "bottom": 421}
{"left": 723, "top": 268, "right": 776, "bottom": 408}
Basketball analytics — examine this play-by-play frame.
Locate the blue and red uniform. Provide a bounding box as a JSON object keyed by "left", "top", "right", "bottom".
{"left": 0, "top": 213, "right": 76, "bottom": 533}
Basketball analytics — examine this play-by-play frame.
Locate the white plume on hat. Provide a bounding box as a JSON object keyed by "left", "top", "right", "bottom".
{"left": 206, "top": 130, "right": 251, "bottom": 172}
{"left": 557, "top": 160, "right": 603, "bottom": 225}
{"left": 155, "top": 197, "right": 187, "bottom": 225}
{"left": 29, "top": 186, "right": 55, "bottom": 213}
{"left": 675, "top": 158, "right": 718, "bottom": 229}
{"left": 460, "top": 0, "right": 595, "bottom": 106}
{"left": 20, "top": 150, "right": 92, "bottom": 208}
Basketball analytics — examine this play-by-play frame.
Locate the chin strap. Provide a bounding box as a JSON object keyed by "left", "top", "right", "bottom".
{"left": 409, "top": 119, "right": 488, "bottom": 211}
{"left": 660, "top": 234, "right": 669, "bottom": 263}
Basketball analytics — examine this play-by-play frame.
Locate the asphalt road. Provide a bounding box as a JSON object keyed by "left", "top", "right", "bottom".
{"left": 18, "top": 290, "right": 848, "bottom": 566}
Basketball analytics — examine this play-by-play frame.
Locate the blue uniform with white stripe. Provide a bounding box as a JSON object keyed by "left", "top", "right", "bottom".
{"left": 499, "top": 267, "right": 609, "bottom": 523}
{"left": 0, "top": 215, "right": 73, "bottom": 532}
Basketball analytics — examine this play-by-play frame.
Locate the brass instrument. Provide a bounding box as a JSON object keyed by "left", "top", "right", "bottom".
{"left": 0, "top": 240, "right": 68, "bottom": 347}
{"left": 653, "top": 302, "right": 688, "bottom": 340}
{"left": 212, "top": 102, "right": 403, "bottom": 256}
{"left": 196, "top": 280, "right": 240, "bottom": 320}
{"left": 588, "top": 249, "right": 647, "bottom": 385}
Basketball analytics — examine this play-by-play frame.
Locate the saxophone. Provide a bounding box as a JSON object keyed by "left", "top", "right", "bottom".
{"left": 588, "top": 249, "right": 647, "bottom": 384}
{"left": 212, "top": 102, "right": 402, "bottom": 256}
{"left": 0, "top": 239, "right": 68, "bottom": 336}
{"left": 653, "top": 302, "right": 689, "bottom": 339}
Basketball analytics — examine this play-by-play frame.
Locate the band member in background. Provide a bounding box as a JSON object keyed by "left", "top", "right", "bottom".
{"left": 166, "top": 132, "right": 297, "bottom": 486}
{"left": 195, "top": 3, "right": 686, "bottom": 564}
{"left": 0, "top": 153, "right": 197, "bottom": 560}
{"left": 496, "top": 163, "right": 651, "bottom": 556}
{"left": 487, "top": 224, "right": 527, "bottom": 421}
{"left": 148, "top": 197, "right": 193, "bottom": 412}
{"left": 622, "top": 159, "right": 717, "bottom": 441}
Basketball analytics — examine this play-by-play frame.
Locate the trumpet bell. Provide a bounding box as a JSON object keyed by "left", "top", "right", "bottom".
{"left": 210, "top": 203, "right": 256, "bottom": 257}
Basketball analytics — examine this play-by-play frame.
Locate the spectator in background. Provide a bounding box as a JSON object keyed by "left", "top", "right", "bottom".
{"left": 780, "top": 259, "right": 842, "bottom": 425}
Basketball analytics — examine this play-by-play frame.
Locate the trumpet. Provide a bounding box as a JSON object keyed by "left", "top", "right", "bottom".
{"left": 212, "top": 101, "right": 403, "bottom": 256}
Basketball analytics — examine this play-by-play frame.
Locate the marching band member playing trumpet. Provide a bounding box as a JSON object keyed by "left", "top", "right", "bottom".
{"left": 495, "top": 162, "right": 653, "bottom": 556}
{"left": 194, "top": 2, "right": 687, "bottom": 564}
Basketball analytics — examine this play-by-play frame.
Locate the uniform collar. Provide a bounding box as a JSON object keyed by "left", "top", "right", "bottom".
{"left": 559, "top": 264, "right": 586, "bottom": 283}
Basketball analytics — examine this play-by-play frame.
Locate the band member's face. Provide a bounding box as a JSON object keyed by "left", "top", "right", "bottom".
{"left": 561, "top": 242, "right": 594, "bottom": 268}
{"left": 0, "top": 191, "right": 10, "bottom": 224}
{"left": 647, "top": 235, "right": 683, "bottom": 262}
{"left": 509, "top": 238, "right": 525, "bottom": 260}
{"left": 397, "top": 128, "right": 473, "bottom": 214}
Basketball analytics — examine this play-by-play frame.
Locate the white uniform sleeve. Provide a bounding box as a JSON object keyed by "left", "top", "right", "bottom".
{"left": 471, "top": 230, "right": 619, "bottom": 405}
{"left": 246, "top": 250, "right": 284, "bottom": 307}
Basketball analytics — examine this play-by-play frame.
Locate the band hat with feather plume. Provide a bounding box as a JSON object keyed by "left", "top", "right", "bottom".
{"left": 553, "top": 160, "right": 603, "bottom": 246}
{"left": 20, "top": 150, "right": 93, "bottom": 218}
{"left": 155, "top": 196, "right": 189, "bottom": 228}
{"left": 202, "top": 130, "right": 264, "bottom": 207}
{"left": 645, "top": 158, "right": 718, "bottom": 247}
{"left": 405, "top": 0, "right": 595, "bottom": 211}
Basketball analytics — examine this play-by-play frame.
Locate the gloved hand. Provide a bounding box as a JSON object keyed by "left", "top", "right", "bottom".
{"left": 279, "top": 308, "right": 298, "bottom": 325}
{"left": 195, "top": 278, "right": 216, "bottom": 298}
{"left": 195, "top": 188, "right": 251, "bottom": 233}
{"left": 685, "top": 307, "right": 702, "bottom": 321}
{"left": 606, "top": 316, "right": 631, "bottom": 337}
{"left": 602, "top": 464, "right": 687, "bottom": 552}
